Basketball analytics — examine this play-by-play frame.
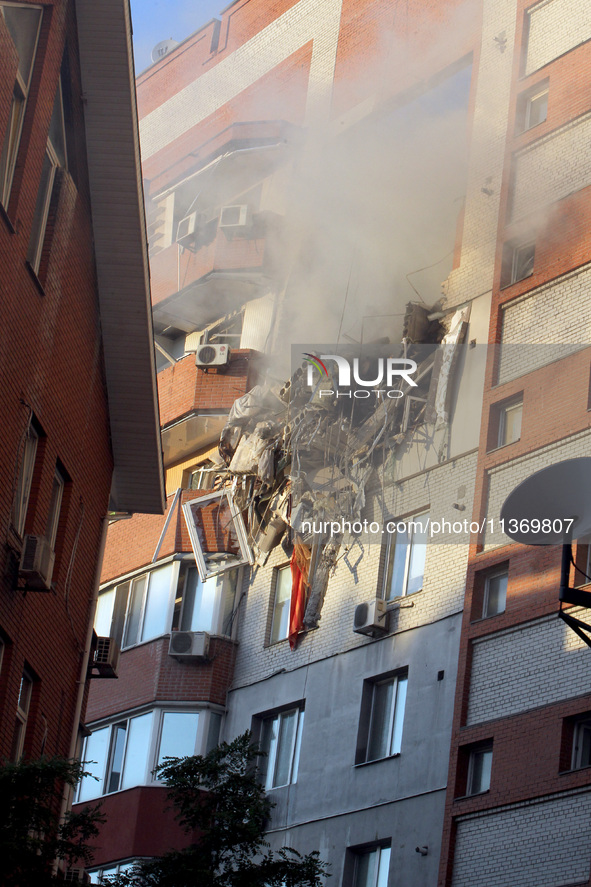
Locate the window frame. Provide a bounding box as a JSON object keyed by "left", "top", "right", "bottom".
{"left": 482, "top": 568, "right": 508, "bottom": 619}
{"left": 45, "top": 465, "right": 65, "bottom": 551}
{"left": 571, "top": 716, "right": 591, "bottom": 770}
{"left": 356, "top": 671, "right": 408, "bottom": 765}
{"left": 501, "top": 239, "right": 535, "bottom": 288}
{"left": 382, "top": 510, "right": 429, "bottom": 600}
{"left": 13, "top": 420, "right": 39, "bottom": 536}
{"left": 177, "top": 563, "right": 240, "bottom": 637}
{"left": 120, "top": 561, "right": 179, "bottom": 650}
{"left": 524, "top": 88, "right": 548, "bottom": 130}
{"left": 257, "top": 705, "right": 305, "bottom": 791}
{"left": 78, "top": 706, "right": 221, "bottom": 802}
{"left": 182, "top": 490, "right": 253, "bottom": 580}
{"left": 497, "top": 399, "right": 523, "bottom": 447}
{"left": 0, "top": 2, "right": 43, "bottom": 208}
{"left": 466, "top": 744, "right": 493, "bottom": 795}
{"left": 350, "top": 843, "right": 392, "bottom": 887}
{"left": 269, "top": 563, "right": 291, "bottom": 644}
{"left": 11, "top": 668, "right": 33, "bottom": 761}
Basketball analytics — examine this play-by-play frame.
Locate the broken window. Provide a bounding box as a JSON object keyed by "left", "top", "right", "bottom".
{"left": 182, "top": 490, "right": 252, "bottom": 580}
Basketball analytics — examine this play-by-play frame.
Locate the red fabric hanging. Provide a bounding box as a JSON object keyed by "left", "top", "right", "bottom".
{"left": 289, "top": 543, "right": 311, "bottom": 650}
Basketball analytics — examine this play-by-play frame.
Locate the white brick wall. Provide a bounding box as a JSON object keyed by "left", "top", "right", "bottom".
{"left": 483, "top": 430, "right": 591, "bottom": 547}
{"left": 525, "top": 0, "right": 591, "bottom": 76}
{"left": 468, "top": 610, "right": 591, "bottom": 725}
{"left": 442, "top": 0, "right": 516, "bottom": 309}
{"left": 140, "top": 0, "right": 343, "bottom": 159}
{"left": 498, "top": 263, "right": 591, "bottom": 383}
{"left": 511, "top": 112, "right": 591, "bottom": 222}
{"left": 452, "top": 789, "right": 591, "bottom": 886}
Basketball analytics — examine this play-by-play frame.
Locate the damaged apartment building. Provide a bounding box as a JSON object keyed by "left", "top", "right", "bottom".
{"left": 76, "top": 1, "right": 591, "bottom": 886}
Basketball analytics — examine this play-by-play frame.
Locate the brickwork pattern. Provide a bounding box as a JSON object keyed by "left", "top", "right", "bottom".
{"left": 467, "top": 611, "right": 591, "bottom": 725}
{"left": 525, "top": 0, "right": 591, "bottom": 76}
{"left": 498, "top": 263, "right": 591, "bottom": 382}
{"left": 452, "top": 789, "right": 591, "bottom": 886}
{"left": 483, "top": 429, "right": 591, "bottom": 546}
{"left": 139, "top": 0, "right": 343, "bottom": 161}
{"left": 511, "top": 112, "right": 591, "bottom": 222}
{"left": 0, "top": 0, "right": 117, "bottom": 763}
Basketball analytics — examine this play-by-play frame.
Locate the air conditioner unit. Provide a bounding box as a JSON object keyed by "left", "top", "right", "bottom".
{"left": 353, "top": 599, "right": 388, "bottom": 638}
{"left": 91, "top": 636, "right": 120, "bottom": 678}
{"left": 19, "top": 535, "right": 55, "bottom": 590}
{"left": 169, "top": 631, "right": 210, "bottom": 661}
{"left": 195, "top": 343, "right": 230, "bottom": 367}
{"left": 219, "top": 204, "right": 251, "bottom": 231}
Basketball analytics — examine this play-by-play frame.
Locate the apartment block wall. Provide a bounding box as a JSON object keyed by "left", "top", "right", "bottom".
{"left": 0, "top": 0, "right": 115, "bottom": 764}
{"left": 439, "top": 0, "right": 591, "bottom": 882}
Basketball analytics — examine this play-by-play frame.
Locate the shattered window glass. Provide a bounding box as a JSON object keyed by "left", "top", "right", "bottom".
{"left": 182, "top": 491, "right": 252, "bottom": 579}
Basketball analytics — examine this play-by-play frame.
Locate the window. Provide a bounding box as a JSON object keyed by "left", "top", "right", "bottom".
{"left": 524, "top": 89, "right": 548, "bottom": 130}
{"left": 467, "top": 744, "right": 492, "bottom": 795}
{"left": 501, "top": 240, "right": 535, "bottom": 287}
{"left": 516, "top": 82, "right": 548, "bottom": 133}
{"left": 94, "top": 562, "right": 179, "bottom": 650}
{"left": 0, "top": 3, "right": 43, "bottom": 207}
{"left": 258, "top": 706, "right": 304, "bottom": 790}
{"left": 11, "top": 669, "right": 33, "bottom": 761}
{"left": 383, "top": 512, "right": 428, "bottom": 599}
{"left": 187, "top": 461, "right": 215, "bottom": 491}
{"left": 179, "top": 566, "right": 238, "bottom": 636}
{"left": 498, "top": 400, "right": 522, "bottom": 447}
{"left": 356, "top": 672, "right": 407, "bottom": 764}
{"left": 571, "top": 716, "right": 591, "bottom": 770}
{"left": 13, "top": 420, "right": 39, "bottom": 536}
{"left": 482, "top": 569, "right": 508, "bottom": 618}
{"left": 182, "top": 491, "right": 252, "bottom": 580}
{"left": 351, "top": 844, "right": 391, "bottom": 887}
{"left": 269, "top": 565, "right": 291, "bottom": 644}
{"left": 77, "top": 707, "right": 221, "bottom": 802}
{"left": 45, "top": 466, "right": 64, "bottom": 550}
{"left": 88, "top": 861, "right": 140, "bottom": 883}
{"left": 27, "top": 78, "right": 67, "bottom": 274}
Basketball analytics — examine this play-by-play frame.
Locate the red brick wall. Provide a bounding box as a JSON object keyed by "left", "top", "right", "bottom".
{"left": 158, "top": 349, "right": 256, "bottom": 427}
{"left": 77, "top": 785, "right": 199, "bottom": 867}
{"left": 0, "top": 1, "right": 115, "bottom": 764}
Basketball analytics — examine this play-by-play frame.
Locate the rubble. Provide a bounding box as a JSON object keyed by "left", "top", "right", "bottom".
{"left": 188, "top": 302, "right": 469, "bottom": 647}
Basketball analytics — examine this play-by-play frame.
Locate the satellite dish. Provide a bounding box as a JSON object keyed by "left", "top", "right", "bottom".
{"left": 151, "top": 39, "right": 179, "bottom": 64}
{"left": 500, "top": 457, "right": 591, "bottom": 545}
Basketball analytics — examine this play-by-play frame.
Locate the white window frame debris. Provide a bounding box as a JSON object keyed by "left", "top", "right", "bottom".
{"left": 182, "top": 490, "right": 253, "bottom": 580}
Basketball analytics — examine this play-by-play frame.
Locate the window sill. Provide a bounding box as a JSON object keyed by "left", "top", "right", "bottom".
{"left": 486, "top": 438, "right": 521, "bottom": 455}
{"left": 25, "top": 261, "right": 46, "bottom": 296}
{"left": 454, "top": 789, "right": 490, "bottom": 801}
{"left": 471, "top": 610, "right": 506, "bottom": 624}
{"left": 385, "top": 590, "right": 421, "bottom": 608}
{"left": 354, "top": 753, "right": 401, "bottom": 768}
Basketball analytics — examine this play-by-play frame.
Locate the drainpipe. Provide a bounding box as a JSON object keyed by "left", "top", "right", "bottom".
{"left": 55, "top": 514, "right": 110, "bottom": 874}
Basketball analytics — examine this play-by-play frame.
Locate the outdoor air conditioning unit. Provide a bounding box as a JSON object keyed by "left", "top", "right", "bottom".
{"left": 169, "top": 631, "right": 210, "bottom": 661}
{"left": 19, "top": 535, "right": 55, "bottom": 590}
{"left": 353, "top": 599, "right": 389, "bottom": 638}
{"left": 219, "top": 204, "right": 251, "bottom": 232}
{"left": 195, "top": 343, "right": 230, "bottom": 368}
{"left": 91, "top": 636, "right": 121, "bottom": 678}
